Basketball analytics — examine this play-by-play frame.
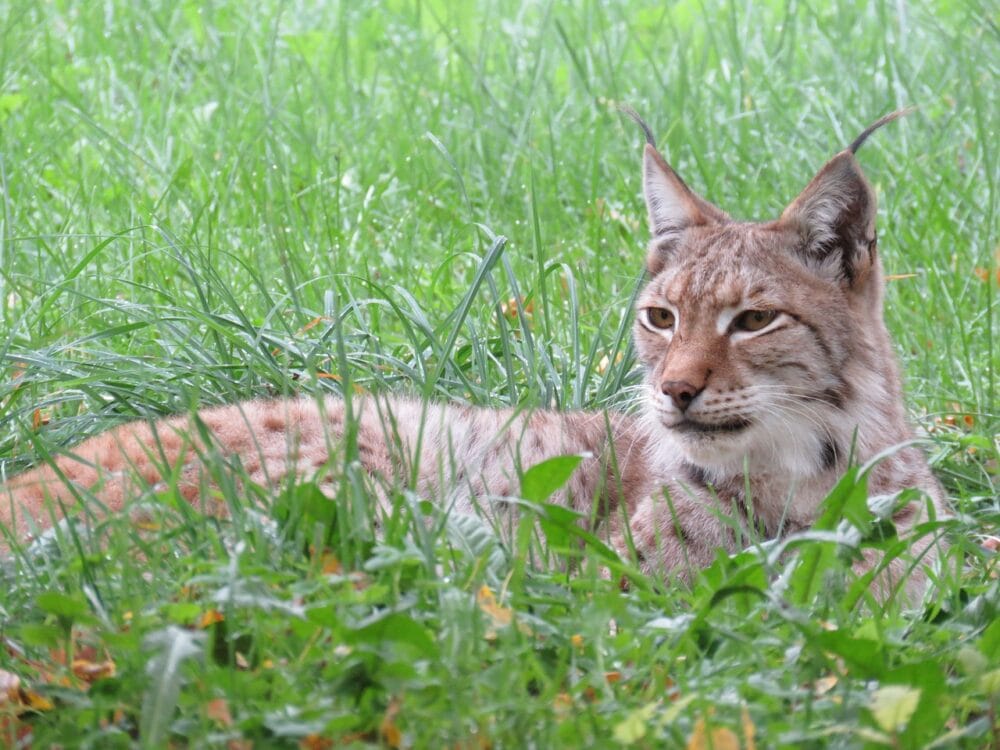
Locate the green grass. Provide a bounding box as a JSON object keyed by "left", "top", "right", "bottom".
{"left": 0, "top": 0, "right": 997, "bottom": 746}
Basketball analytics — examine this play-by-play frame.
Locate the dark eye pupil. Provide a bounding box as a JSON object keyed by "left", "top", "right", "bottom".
{"left": 647, "top": 308, "right": 673, "bottom": 328}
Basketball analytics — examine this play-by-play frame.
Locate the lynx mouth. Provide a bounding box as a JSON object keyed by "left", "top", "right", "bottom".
{"left": 669, "top": 418, "right": 752, "bottom": 435}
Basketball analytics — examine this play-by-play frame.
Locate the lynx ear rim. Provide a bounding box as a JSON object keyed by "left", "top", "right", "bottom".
{"left": 779, "top": 150, "right": 879, "bottom": 285}
{"left": 642, "top": 143, "right": 729, "bottom": 237}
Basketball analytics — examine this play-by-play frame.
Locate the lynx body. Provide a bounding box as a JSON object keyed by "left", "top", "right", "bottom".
{"left": 0, "top": 114, "right": 947, "bottom": 598}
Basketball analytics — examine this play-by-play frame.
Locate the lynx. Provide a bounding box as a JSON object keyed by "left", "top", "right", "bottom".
{"left": 0, "top": 112, "right": 947, "bottom": 599}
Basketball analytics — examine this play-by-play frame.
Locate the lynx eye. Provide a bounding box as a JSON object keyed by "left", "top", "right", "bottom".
{"left": 733, "top": 309, "right": 778, "bottom": 332}
{"left": 644, "top": 307, "right": 675, "bottom": 330}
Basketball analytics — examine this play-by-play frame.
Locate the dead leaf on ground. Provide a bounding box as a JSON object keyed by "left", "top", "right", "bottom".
{"left": 71, "top": 658, "right": 116, "bottom": 683}
{"left": 206, "top": 697, "right": 233, "bottom": 727}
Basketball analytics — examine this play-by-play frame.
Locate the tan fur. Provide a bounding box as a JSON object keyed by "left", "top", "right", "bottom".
{"left": 0, "top": 117, "right": 948, "bottom": 601}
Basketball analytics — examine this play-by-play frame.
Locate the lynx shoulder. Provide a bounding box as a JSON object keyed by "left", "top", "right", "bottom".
{"left": 1, "top": 112, "right": 947, "bottom": 599}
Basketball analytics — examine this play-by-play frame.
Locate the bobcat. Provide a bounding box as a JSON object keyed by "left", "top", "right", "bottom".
{"left": 0, "top": 112, "right": 947, "bottom": 599}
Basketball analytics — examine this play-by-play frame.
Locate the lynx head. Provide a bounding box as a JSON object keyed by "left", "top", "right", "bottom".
{"left": 632, "top": 113, "right": 909, "bottom": 482}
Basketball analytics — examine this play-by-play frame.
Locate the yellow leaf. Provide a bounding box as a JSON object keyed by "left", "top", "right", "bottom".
{"left": 199, "top": 609, "right": 225, "bottom": 628}
{"left": 20, "top": 689, "right": 54, "bottom": 712}
{"left": 476, "top": 585, "right": 512, "bottom": 628}
{"left": 612, "top": 702, "right": 658, "bottom": 744}
{"left": 980, "top": 669, "right": 1000, "bottom": 696}
{"left": 570, "top": 634, "right": 584, "bottom": 649}
{"left": 686, "top": 718, "right": 740, "bottom": 750}
{"left": 741, "top": 705, "right": 756, "bottom": 750}
{"left": 870, "top": 685, "right": 921, "bottom": 733}
{"left": 814, "top": 675, "right": 839, "bottom": 695}
{"left": 320, "top": 553, "right": 342, "bottom": 575}
{"left": 380, "top": 696, "right": 403, "bottom": 749}
{"left": 553, "top": 692, "right": 572, "bottom": 717}
{"left": 597, "top": 352, "right": 624, "bottom": 375}
{"left": 71, "top": 659, "right": 116, "bottom": 683}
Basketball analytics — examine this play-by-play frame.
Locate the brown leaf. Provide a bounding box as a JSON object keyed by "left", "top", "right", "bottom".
{"left": 298, "top": 736, "right": 333, "bottom": 750}
{"left": 741, "top": 705, "right": 757, "bottom": 750}
{"left": 476, "top": 585, "right": 513, "bottom": 635}
{"left": 686, "top": 717, "right": 740, "bottom": 750}
{"left": 199, "top": 610, "right": 224, "bottom": 628}
{"left": 320, "top": 553, "right": 342, "bottom": 576}
{"left": 380, "top": 696, "right": 403, "bottom": 749}
{"left": 500, "top": 296, "right": 534, "bottom": 321}
{"left": 71, "top": 659, "right": 116, "bottom": 683}
{"left": 206, "top": 697, "right": 233, "bottom": 727}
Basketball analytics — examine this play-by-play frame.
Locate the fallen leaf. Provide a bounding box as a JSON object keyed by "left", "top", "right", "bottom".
{"left": 685, "top": 717, "right": 740, "bottom": 750}
{"left": 612, "top": 702, "right": 658, "bottom": 744}
{"left": 597, "top": 352, "right": 624, "bottom": 375}
{"left": 553, "top": 692, "right": 573, "bottom": 715}
{"left": 741, "top": 705, "right": 757, "bottom": 750}
{"left": 199, "top": 610, "right": 224, "bottom": 628}
{"left": 206, "top": 697, "right": 233, "bottom": 727}
{"left": 320, "top": 553, "right": 342, "bottom": 575}
{"left": 476, "top": 585, "right": 512, "bottom": 632}
{"left": 71, "top": 659, "right": 116, "bottom": 683}
{"left": 500, "top": 296, "right": 534, "bottom": 321}
{"left": 299, "top": 736, "right": 333, "bottom": 750}
{"left": 380, "top": 696, "right": 403, "bottom": 748}
{"left": 21, "top": 689, "right": 53, "bottom": 712}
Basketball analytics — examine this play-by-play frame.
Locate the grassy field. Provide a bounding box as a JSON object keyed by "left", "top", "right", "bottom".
{"left": 0, "top": 0, "right": 997, "bottom": 746}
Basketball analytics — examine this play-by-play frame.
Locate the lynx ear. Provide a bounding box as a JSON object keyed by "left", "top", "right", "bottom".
{"left": 779, "top": 110, "right": 911, "bottom": 286}
{"left": 643, "top": 144, "right": 728, "bottom": 239}
{"left": 779, "top": 150, "right": 878, "bottom": 285}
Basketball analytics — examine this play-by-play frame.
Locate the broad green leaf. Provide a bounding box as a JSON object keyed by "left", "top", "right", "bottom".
{"left": 19, "top": 623, "right": 63, "bottom": 648}
{"left": 345, "top": 612, "right": 438, "bottom": 658}
{"left": 35, "top": 591, "right": 89, "bottom": 620}
{"left": 520, "top": 454, "right": 583, "bottom": 504}
{"left": 815, "top": 631, "right": 885, "bottom": 678}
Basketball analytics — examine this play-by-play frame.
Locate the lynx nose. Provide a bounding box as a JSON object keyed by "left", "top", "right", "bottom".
{"left": 661, "top": 380, "right": 702, "bottom": 411}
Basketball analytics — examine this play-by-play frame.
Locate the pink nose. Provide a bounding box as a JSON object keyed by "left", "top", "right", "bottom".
{"left": 661, "top": 380, "right": 702, "bottom": 411}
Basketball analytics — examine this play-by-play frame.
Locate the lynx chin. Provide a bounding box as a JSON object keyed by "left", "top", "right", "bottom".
{"left": 1, "top": 111, "right": 947, "bottom": 601}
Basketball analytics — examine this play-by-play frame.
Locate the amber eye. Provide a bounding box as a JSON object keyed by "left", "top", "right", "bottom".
{"left": 734, "top": 309, "right": 778, "bottom": 332}
{"left": 645, "top": 307, "right": 675, "bottom": 330}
